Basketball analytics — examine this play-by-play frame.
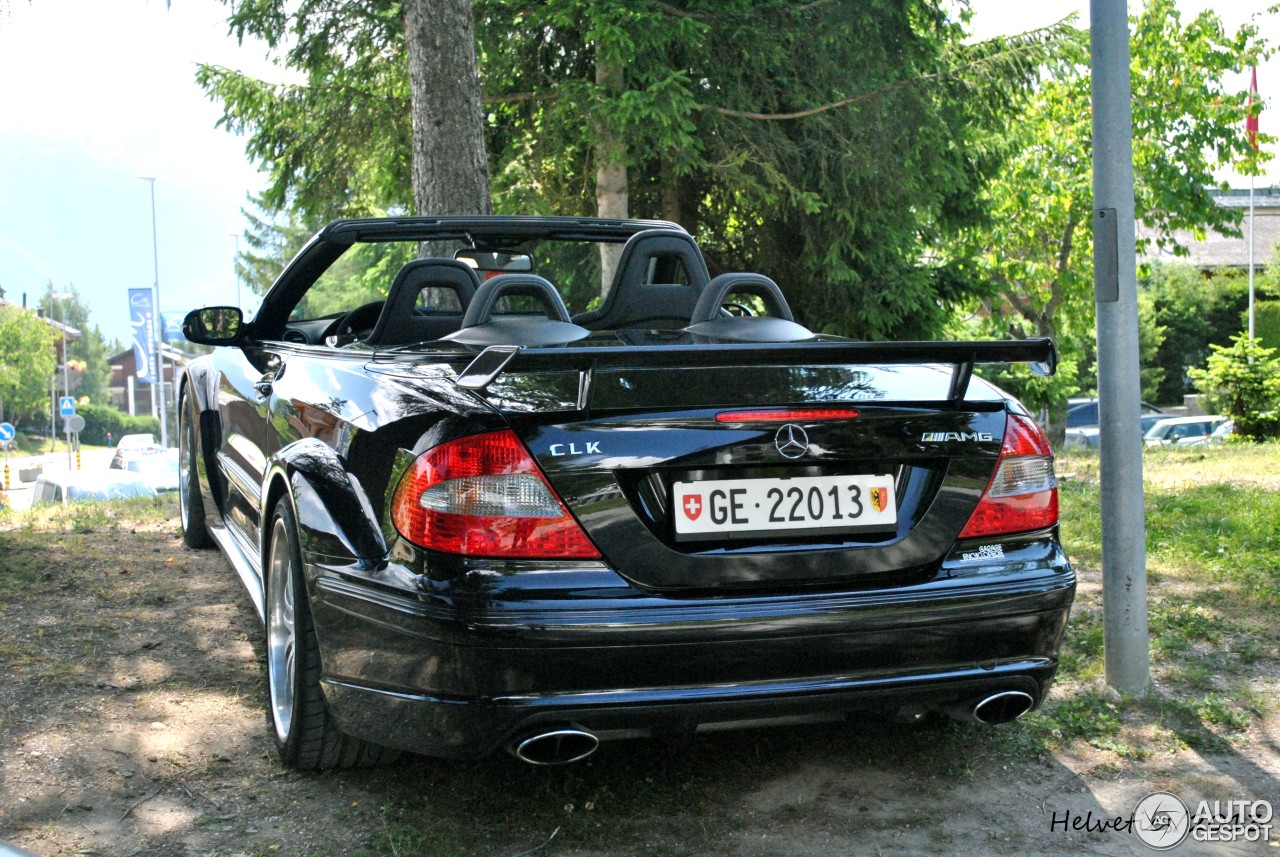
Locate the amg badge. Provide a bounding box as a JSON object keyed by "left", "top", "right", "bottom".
{"left": 921, "top": 431, "right": 995, "bottom": 443}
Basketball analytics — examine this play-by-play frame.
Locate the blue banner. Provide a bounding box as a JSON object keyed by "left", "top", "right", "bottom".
{"left": 129, "top": 288, "right": 156, "bottom": 384}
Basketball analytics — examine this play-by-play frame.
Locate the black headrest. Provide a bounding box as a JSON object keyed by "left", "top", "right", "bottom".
{"left": 572, "top": 229, "right": 711, "bottom": 330}
{"left": 462, "top": 273, "right": 573, "bottom": 327}
{"left": 364, "top": 259, "right": 479, "bottom": 346}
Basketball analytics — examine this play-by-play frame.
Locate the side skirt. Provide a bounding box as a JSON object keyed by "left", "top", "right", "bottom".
{"left": 211, "top": 523, "right": 265, "bottom": 623}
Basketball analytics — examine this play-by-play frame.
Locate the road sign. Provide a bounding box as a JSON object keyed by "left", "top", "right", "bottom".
{"left": 64, "top": 415, "right": 86, "bottom": 434}
{"left": 59, "top": 396, "right": 76, "bottom": 417}
{"left": 0, "top": 422, "right": 14, "bottom": 444}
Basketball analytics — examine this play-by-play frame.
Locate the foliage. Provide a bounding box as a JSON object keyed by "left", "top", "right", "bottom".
{"left": 1145, "top": 262, "right": 1241, "bottom": 404}
{"left": 1135, "top": 290, "right": 1167, "bottom": 403}
{"left": 199, "top": 0, "right": 410, "bottom": 221}
{"left": 950, "top": 0, "right": 1272, "bottom": 437}
{"left": 0, "top": 304, "right": 57, "bottom": 423}
{"left": 38, "top": 286, "right": 113, "bottom": 404}
{"left": 1256, "top": 299, "right": 1280, "bottom": 351}
{"left": 234, "top": 197, "right": 329, "bottom": 301}
{"left": 483, "top": 0, "right": 1070, "bottom": 336}
{"left": 74, "top": 402, "right": 161, "bottom": 447}
{"left": 1189, "top": 333, "right": 1280, "bottom": 440}
{"left": 203, "top": 0, "right": 1066, "bottom": 338}
{"left": 1142, "top": 262, "right": 1277, "bottom": 405}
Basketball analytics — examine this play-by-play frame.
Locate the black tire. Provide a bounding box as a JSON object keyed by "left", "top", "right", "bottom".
{"left": 264, "top": 496, "right": 398, "bottom": 770}
{"left": 179, "top": 392, "right": 214, "bottom": 549}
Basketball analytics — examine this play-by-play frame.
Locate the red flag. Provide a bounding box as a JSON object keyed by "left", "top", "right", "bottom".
{"left": 1247, "top": 66, "right": 1260, "bottom": 150}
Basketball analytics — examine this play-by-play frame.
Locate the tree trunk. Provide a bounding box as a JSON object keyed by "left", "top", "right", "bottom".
{"left": 403, "top": 0, "right": 492, "bottom": 222}
{"left": 594, "top": 54, "right": 628, "bottom": 298}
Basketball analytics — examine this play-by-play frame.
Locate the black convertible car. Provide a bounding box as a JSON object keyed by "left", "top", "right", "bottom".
{"left": 179, "top": 216, "right": 1073, "bottom": 769}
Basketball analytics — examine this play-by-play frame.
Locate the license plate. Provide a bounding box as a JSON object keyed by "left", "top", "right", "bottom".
{"left": 673, "top": 474, "right": 897, "bottom": 541}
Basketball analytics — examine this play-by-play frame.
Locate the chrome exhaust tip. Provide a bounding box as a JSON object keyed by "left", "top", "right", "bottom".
{"left": 972, "top": 690, "right": 1035, "bottom": 724}
{"left": 512, "top": 729, "right": 600, "bottom": 765}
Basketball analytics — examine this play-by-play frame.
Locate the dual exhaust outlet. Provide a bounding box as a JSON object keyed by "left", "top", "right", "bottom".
{"left": 507, "top": 690, "right": 1035, "bottom": 766}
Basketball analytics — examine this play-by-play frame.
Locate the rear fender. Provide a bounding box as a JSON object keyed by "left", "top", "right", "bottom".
{"left": 267, "top": 438, "right": 388, "bottom": 569}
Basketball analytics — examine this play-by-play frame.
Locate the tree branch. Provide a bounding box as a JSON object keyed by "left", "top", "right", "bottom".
{"left": 644, "top": 0, "right": 714, "bottom": 20}
{"left": 1042, "top": 211, "right": 1081, "bottom": 321}
{"left": 695, "top": 30, "right": 1070, "bottom": 121}
{"left": 643, "top": 0, "right": 836, "bottom": 20}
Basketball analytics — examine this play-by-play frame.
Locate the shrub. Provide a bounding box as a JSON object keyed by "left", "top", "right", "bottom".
{"left": 1189, "top": 334, "right": 1280, "bottom": 440}
{"left": 75, "top": 403, "right": 161, "bottom": 447}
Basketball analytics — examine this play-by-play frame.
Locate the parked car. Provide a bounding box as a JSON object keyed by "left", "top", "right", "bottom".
{"left": 179, "top": 216, "right": 1074, "bottom": 769}
{"left": 1067, "top": 397, "right": 1164, "bottom": 428}
{"left": 1197, "top": 419, "right": 1236, "bottom": 444}
{"left": 1143, "top": 415, "right": 1227, "bottom": 446}
{"left": 32, "top": 470, "right": 158, "bottom": 506}
{"left": 110, "top": 433, "right": 164, "bottom": 469}
{"left": 1064, "top": 411, "right": 1168, "bottom": 450}
{"left": 123, "top": 448, "right": 180, "bottom": 492}
{"left": 1062, "top": 397, "right": 1165, "bottom": 450}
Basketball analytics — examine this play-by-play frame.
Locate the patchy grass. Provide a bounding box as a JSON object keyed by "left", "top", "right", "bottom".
{"left": 1036, "top": 444, "right": 1280, "bottom": 762}
{"left": 0, "top": 447, "right": 1277, "bottom": 856}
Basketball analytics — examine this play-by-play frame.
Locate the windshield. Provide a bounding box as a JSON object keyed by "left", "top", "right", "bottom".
{"left": 288, "top": 236, "right": 616, "bottom": 323}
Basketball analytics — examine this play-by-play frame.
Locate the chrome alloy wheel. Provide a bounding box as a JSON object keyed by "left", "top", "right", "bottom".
{"left": 266, "top": 516, "right": 297, "bottom": 743}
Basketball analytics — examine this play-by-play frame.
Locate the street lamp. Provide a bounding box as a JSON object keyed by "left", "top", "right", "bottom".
{"left": 138, "top": 176, "right": 168, "bottom": 449}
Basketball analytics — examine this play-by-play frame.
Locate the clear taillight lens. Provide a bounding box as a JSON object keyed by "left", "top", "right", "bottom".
{"left": 391, "top": 430, "right": 601, "bottom": 559}
{"left": 958, "top": 413, "right": 1059, "bottom": 539}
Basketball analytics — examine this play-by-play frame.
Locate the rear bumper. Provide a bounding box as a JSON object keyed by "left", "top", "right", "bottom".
{"left": 322, "top": 657, "right": 1060, "bottom": 759}
{"left": 306, "top": 536, "right": 1074, "bottom": 759}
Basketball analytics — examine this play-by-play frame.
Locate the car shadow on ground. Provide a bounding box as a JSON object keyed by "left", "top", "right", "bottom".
{"left": 1, "top": 520, "right": 1275, "bottom": 857}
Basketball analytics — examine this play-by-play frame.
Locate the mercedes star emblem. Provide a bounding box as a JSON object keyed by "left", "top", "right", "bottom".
{"left": 774, "top": 423, "right": 810, "bottom": 459}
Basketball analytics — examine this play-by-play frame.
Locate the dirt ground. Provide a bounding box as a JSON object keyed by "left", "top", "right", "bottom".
{"left": 1, "top": 512, "right": 1276, "bottom": 857}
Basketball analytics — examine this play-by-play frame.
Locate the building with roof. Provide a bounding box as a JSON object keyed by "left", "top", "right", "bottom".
{"left": 1141, "top": 187, "right": 1280, "bottom": 269}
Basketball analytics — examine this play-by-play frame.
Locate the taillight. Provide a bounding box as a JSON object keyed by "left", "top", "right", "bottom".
{"left": 715, "top": 407, "right": 860, "bottom": 423}
{"left": 958, "top": 413, "right": 1058, "bottom": 539}
{"left": 391, "top": 429, "right": 601, "bottom": 558}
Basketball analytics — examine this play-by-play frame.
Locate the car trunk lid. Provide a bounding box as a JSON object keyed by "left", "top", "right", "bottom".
{"left": 451, "top": 339, "right": 1054, "bottom": 593}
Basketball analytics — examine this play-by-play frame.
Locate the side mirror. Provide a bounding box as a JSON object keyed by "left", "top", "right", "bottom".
{"left": 182, "top": 306, "right": 244, "bottom": 345}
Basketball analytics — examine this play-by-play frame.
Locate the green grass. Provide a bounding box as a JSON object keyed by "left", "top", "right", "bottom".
{"left": 1041, "top": 444, "right": 1280, "bottom": 759}
{"left": 3, "top": 493, "right": 174, "bottom": 533}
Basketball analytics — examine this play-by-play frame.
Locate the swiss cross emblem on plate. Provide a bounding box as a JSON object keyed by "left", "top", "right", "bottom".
{"left": 681, "top": 494, "right": 703, "bottom": 521}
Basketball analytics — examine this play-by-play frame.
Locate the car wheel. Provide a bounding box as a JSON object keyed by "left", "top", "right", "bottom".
{"left": 265, "top": 496, "right": 398, "bottom": 769}
{"left": 179, "top": 393, "right": 214, "bottom": 549}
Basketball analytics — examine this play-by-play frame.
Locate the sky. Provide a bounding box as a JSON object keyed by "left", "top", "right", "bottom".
{"left": 0, "top": 0, "right": 1275, "bottom": 347}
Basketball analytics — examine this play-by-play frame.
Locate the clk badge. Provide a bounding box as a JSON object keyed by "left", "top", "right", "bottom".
{"left": 774, "top": 423, "right": 810, "bottom": 459}
{"left": 681, "top": 494, "right": 703, "bottom": 520}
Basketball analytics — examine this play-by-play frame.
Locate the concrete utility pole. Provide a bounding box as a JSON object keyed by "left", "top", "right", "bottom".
{"left": 140, "top": 176, "right": 169, "bottom": 449}
{"left": 1090, "top": 0, "right": 1150, "bottom": 693}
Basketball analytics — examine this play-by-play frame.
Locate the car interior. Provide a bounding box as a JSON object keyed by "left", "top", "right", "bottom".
{"left": 265, "top": 229, "right": 817, "bottom": 349}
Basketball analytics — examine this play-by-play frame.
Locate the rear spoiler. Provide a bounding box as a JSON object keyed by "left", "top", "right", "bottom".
{"left": 455, "top": 338, "right": 1056, "bottom": 404}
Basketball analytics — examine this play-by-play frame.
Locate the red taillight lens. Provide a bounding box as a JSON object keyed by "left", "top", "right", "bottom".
{"left": 958, "top": 413, "right": 1059, "bottom": 539}
{"left": 390, "top": 430, "right": 601, "bottom": 559}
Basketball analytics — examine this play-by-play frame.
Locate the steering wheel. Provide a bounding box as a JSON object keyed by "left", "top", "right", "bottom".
{"left": 322, "top": 300, "right": 385, "bottom": 344}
